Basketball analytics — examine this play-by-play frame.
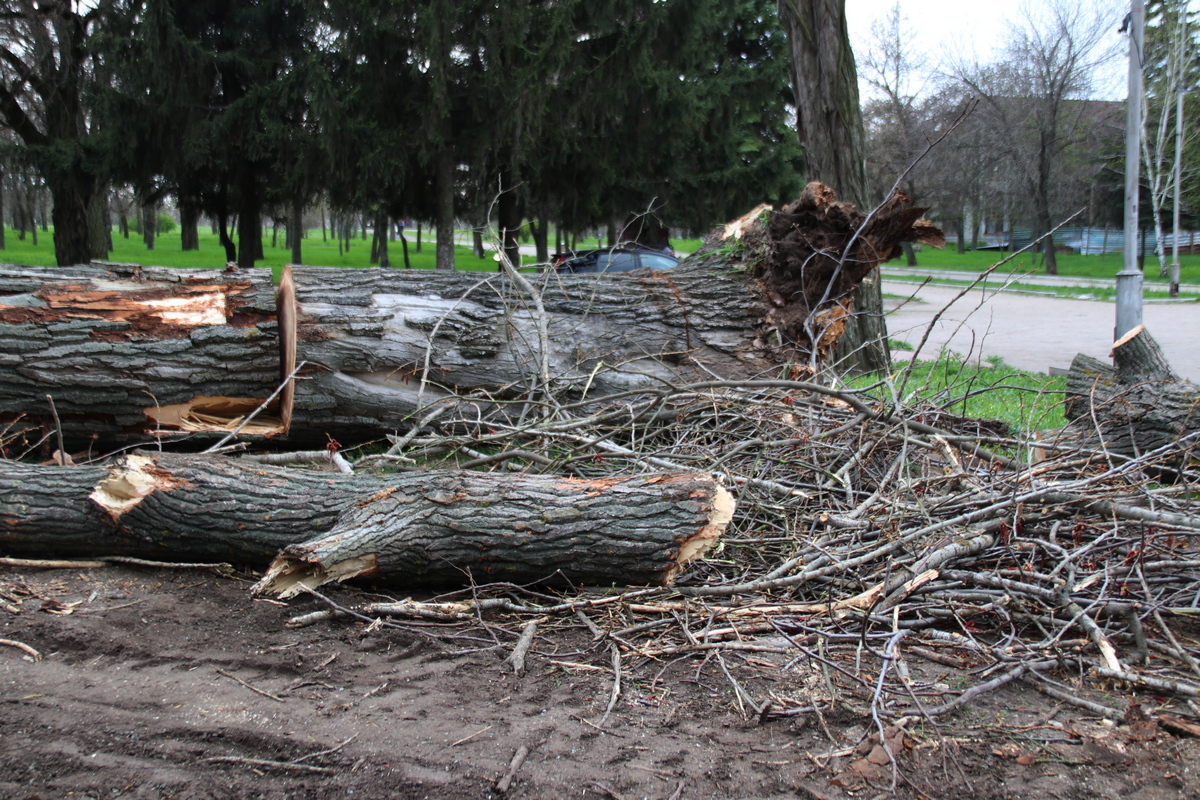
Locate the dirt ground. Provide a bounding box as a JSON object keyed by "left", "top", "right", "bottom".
{"left": 3, "top": 564, "right": 1200, "bottom": 800}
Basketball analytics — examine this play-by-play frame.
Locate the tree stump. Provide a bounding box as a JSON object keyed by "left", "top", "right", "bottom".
{"left": 1063, "top": 325, "right": 1200, "bottom": 459}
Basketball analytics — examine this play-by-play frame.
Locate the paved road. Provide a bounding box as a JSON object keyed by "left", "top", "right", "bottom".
{"left": 883, "top": 281, "right": 1200, "bottom": 381}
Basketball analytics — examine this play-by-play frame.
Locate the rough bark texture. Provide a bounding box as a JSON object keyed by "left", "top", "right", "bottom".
{"left": 0, "top": 191, "right": 937, "bottom": 447}
{"left": 0, "top": 452, "right": 731, "bottom": 590}
{"left": 1063, "top": 325, "right": 1200, "bottom": 458}
{"left": 256, "top": 470, "right": 732, "bottom": 595}
{"left": 776, "top": 0, "right": 888, "bottom": 374}
{"left": 0, "top": 264, "right": 280, "bottom": 443}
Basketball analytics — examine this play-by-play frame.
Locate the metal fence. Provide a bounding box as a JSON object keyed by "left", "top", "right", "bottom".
{"left": 973, "top": 227, "right": 1199, "bottom": 255}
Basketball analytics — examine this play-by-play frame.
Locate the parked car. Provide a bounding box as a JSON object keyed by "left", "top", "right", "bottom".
{"left": 553, "top": 247, "right": 681, "bottom": 274}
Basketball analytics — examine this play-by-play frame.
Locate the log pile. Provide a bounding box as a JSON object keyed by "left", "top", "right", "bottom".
{"left": 8, "top": 193, "right": 1200, "bottom": 737}
{"left": 0, "top": 183, "right": 939, "bottom": 449}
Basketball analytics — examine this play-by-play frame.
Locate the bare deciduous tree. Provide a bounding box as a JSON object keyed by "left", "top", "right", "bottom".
{"left": 953, "top": 1, "right": 1119, "bottom": 274}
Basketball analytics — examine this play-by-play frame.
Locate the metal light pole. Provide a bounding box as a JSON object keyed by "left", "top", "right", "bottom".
{"left": 1170, "top": 19, "right": 1187, "bottom": 299}
{"left": 1117, "top": 0, "right": 1145, "bottom": 340}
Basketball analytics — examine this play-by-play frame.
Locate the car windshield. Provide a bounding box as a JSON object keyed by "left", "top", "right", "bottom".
{"left": 596, "top": 252, "right": 639, "bottom": 273}
{"left": 639, "top": 253, "right": 678, "bottom": 271}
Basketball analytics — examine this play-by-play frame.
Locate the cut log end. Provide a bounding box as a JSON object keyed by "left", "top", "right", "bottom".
{"left": 278, "top": 266, "right": 298, "bottom": 434}
{"left": 667, "top": 484, "right": 735, "bottom": 581}
{"left": 1112, "top": 324, "right": 1145, "bottom": 351}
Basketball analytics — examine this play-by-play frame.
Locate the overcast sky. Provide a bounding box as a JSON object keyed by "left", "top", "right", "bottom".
{"left": 844, "top": 0, "right": 1199, "bottom": 100}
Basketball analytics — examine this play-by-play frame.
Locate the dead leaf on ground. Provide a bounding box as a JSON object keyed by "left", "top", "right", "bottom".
{"left": 1123, "top": 701, "right": 1159, "bottom": 741}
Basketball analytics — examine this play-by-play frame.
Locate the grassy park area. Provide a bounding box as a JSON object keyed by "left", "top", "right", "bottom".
{"left": 884, "top": 244, "right": 1200, "bottom": 285}
{"left": 0, "top": 227, "right": 499, "bottom": 280}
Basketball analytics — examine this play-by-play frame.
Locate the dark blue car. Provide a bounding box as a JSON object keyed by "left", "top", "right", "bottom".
{"left": 553, "top": 247, "right": 680, "bottom": 274}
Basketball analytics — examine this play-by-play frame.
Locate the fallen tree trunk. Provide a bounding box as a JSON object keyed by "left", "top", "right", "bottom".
{"left": 0, "top": 452, "right": 732, "bottom": 589}
{"left": 0, "top": 185, "right": 940, "bottom": 448}
{"left": 0, "top": 263, "right": 281, "bottom": 442}
{"left": 1063, "top": 325, "right": 1200, "bottom": 459}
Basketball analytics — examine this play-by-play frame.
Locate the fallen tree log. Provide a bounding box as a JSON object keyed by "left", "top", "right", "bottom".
{"left": 1063, "top": 324, "right": 1200, "bottom": 459}
{"left": 0, "top": 452, "right": 732, "bottom": 589}
{"left": 0, "top": 263, "right": 281, "bottom": 442}
{"left": 0, "top": 185, "right": 941, "bottom": 448}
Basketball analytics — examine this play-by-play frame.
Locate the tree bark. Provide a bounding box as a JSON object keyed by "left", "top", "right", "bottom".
{"left": 51, "top": 183, "right": 92, "bottom": 265}
{"left": 0, "top": 264, "right": 279, "bottom": 444}
{"left": 88, "top": 187, "right": 110, "bottom": 260}
{"left": 0, "top": 188, "right": 937, "bottom": 447}
{"left": 237, "top": 174, "right": 259, "bottom": 268}
{"left": 777, "top": 0, "right": 888, "bottom": 374}
{"left": 180, "top": 201, "right": 200, "bottom": 251}
{"left": 1062, "top": 325, "right": 1198, "bottom": 458}
{"left": 0, "top": 452, "right": 731, "bottom": 591}
{"left": 436, "top": 151, "right": 455, "bottom": 270}
{"left": 290, "top": 200, "right": 303, "bottom": 265}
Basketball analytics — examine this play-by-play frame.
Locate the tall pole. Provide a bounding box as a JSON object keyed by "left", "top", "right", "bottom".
{"left": 1117, "top": 0, "right": 1145, "bottom": 340}
{"left": 1170, "top": 20, "right": 1187, "bottom": 298}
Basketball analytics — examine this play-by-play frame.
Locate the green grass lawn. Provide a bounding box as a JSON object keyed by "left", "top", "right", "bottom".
{"left": 888, "top": 245, "right": 1200, "bottom": 286}
{"left": 852, "top": 354, "right": 1067, "bottom": 440}
{"left": 0, "top": 227, "right": 505, "bottom": 280}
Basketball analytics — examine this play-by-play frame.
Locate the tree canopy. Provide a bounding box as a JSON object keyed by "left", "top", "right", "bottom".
{"left": 0, "top": 0, "right": 805, "bottom": 266}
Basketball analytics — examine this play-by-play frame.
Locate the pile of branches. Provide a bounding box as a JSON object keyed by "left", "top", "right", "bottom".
{"left": 286, "top": 371, "right": 1200, "bottom": 727}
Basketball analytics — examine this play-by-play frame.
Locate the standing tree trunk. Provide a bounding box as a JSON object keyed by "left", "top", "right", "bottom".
{"left": 499, "top": 172, "right": 522, "bottom": 269}
{"left": 87, "top": 188, "right": 110, "bottom": 260}
{"left": 237, "top": 181, "right": 258, "bottom": 269}
{"left": 180, "top": 201, "right": 200, "bottom": 251}
{"left": 375, "top": 209, "right": 390, "bottom": 268}
{"left": 777, "top": 0, "right": 889, "bottom": 375}
{"left": 0, "top": 171, "right": 5, "bottom": 250}
{"left": 27, "top": 185, "right": 37, "bottom": 247}
{"left": 435, "top": 150, "right": 456, "bottom": 270}
{"left": 141, "top": 200, "right": 157, "bottom": 251}
{"left": 290, "top": 200, "right": 303, "bottom": 265}
{"left": 50, "top": 184, "right": 92, "bottom": 263}
{"left": 532, "top": 218, "right": 549, "bottom": 263}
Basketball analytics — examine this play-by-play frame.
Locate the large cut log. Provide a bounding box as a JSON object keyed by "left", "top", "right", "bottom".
{"left": 0, "top": 263, "right": 282, "bottom": 443}
{"left": 0, "top": 185, "right": 940, "bottom": 447}
{"left": 1063, "top": 325, "right": 1200, "bottom": 459}
{"left": 0, "top": 452, "right": 732, "bottom": 589}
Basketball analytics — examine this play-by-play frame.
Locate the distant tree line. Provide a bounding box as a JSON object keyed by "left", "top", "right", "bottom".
{"left": 858, "top": 0, "right": 1199, "bottom": 274}
{"left": 0, "top": 0, "right": 807, "bottom": 268}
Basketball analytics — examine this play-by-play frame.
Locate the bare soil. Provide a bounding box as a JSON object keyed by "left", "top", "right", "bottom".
{"left": 3, "top": 564, "right": 1199, "bottom": 800}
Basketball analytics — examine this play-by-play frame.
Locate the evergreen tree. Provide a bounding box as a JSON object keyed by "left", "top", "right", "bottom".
{"left": 105, "top": 0, "right": 320, "bottom": 267}
{"left": 0, "top": 2, "right": 116, "bottom": 266}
